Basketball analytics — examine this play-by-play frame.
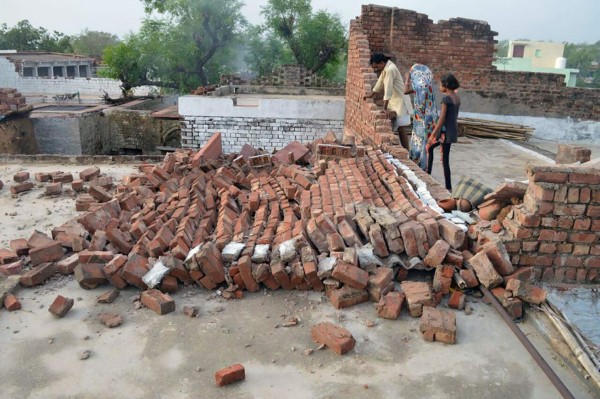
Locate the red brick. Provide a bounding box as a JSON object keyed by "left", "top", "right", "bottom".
{"left": 215, "top": 364, "right": 245, "bottom": 387}
{"left": 332, "top": 261, "right": 368, "bottom": 289}
{"left": 120, "top": 254, "right": 149, "bottom": 289}
{"left": 569, "top": 171, "right": 600, "bottom": 185}
{"left": 140, "top": 289, "right": 175, "bottom": 315}
{"left": 568, "top": 233, "right": 597, "bottom": 244}
{"left": 0, "top": 259, "right": 23, "bottom": 275}
{"left": 367, "top": 267, "right": 394, "bottom": 302}
{"left": 10, "top": 181, "right": 34, "bottom": 194}
{"left": 10, "top": 238, "right": 29, "bottom": 256}
{"left": 97, "top": 289, "right": 120, "bottom": 304}
{"left": 424, "top": 240, "right": 450, "bottom": 268}
{"left": 88, "top": 185, "right": 113, "bottom": 202}
{"left": 337, "top": 220, "right": 362, "bottom": 247}
{"left": 80, "top": 166, "right": 101, "bottom": 182}
{"left": 35, "top": 172, "right": 50, "bottom": 182}
{"left": 437, "top": 218, "right": 465, "bottom": 249}
{"left": 19, "top": 262, "right": 56, "bottom": 287}
{"left": 160, "top": 275, "right": 179, "bottom": 294}
{"left": 459, "top": 269, "right": 479, "bottom": 288}
{"left": 56, "top": 253, "right": 79, "bottom": 274}
{"left": 237, "top": 255, "right": 260, "bottom": 292}
{"left": 327, "top": 233, "right": 345, "bottom": 252}
{"left": 106, "top": 228, "right": 133, "bottom": 254}
{"left": 447, "top": 291, "right": 465, "bottom": 310}
{"left": 71, "top": 179, "right": 85, "bottom": 191}
{"left": 329, "top": 286, "right": 369, "bottom": 309}
{"left": 584, "top": 257, "right": 600, "bottom": 268}
{"left": 0, "top": 248, "right": 18, "bottom": 265}
{"left": 45, "top": 182, "right": 62, "bottom": 196}
{"left": 271, "top": 261, "right": 293, "bottom": 290}
{"left": 483, "top": 240, "right": 515, "bottom": 276}
{"left": 13, "top": 171, "right": 30, "bottom": 183}
{"left": 103, "top": 254, "right": 128, "bottom": 275}
{"left": 419, "top": 306, "right": 456, "bottom": 344}
{"left": 505, "top": 279, "right": 547, "bottom": 305}
{"left": 3, "top": 293, "right": 21, "bottom": 311}
{"left": 401, "top": 281, "right": 435, "bottom": 317}
{"left": 532, "top": 171, "right": 567, "bottom": 184}
{"left": 48, "top": 295, "right": 74, "bottom": 318}
{"left": 376, "top": 291, "right": 405, "bottom": 319}
{"left": 74, "top": 263, "right": 107, "bottom": 289}
{"left": 469, "top": 251, "right": 502, "bottom": 289}
{"left": 311, "top": 322, "right": 356, "bottom": 355}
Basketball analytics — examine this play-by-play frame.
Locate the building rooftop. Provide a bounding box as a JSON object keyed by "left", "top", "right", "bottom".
{"left": 0, "top": 51, "right": 95, "bottom": 63}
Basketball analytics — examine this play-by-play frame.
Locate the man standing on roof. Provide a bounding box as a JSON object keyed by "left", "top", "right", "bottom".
{"left": 364, "top": 53, "right": 414, "bottom": 150}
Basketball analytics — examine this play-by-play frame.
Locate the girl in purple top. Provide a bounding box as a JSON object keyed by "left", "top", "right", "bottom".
{"left": 428, "top": 74, "right": 460, "bottom": 191}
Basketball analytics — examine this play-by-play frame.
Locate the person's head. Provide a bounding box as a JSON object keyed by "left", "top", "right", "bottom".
{"left": 370, "top": 53, "right": 389, "bottom": 72}
{"left": 440, "top": 73, "right": 460, "bottom": 93}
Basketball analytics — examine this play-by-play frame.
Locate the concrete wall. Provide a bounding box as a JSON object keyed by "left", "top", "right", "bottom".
{"left": 0, "top": 57, "right": 152, "bottom": 98}
{"left": 179, "top": 96, "right": 345, "bottom": 153}
{"left": 31, "top": 115, "right": 82, "bottom": 154}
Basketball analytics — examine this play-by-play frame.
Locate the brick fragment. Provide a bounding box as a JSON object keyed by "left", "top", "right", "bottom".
{"left": 505, "top": 279, "right": 547, "bottom": 305}
{"left": 215, "top": 364, "right": 245, "bottom": 387}
{"left": 424, "top": 240, "right": 450, "bottom": 268}
{"left": 311, "top": 322, "right": 355, "bottom": 355}
{"left": 468, "top": 251, "right": 502, "bottom": 289}
{"left": 376, "top": 292, "right": 405, "bottom": 320}
{"left": 438, "top": 219, "right": 465, "bottom": 249}
{"left": 99, "top": 313, "right": 123, "bottom": 328}
{"left": 4, "top": 293, "right": 21, "bottom": 311}
{"left": 74, "top": 263, "right": 107, "bottom": 289}
{"left": 80, "top": 166, "right": 101, "bottom": 181}
{"left": 10, "top": 238, "right": 29, "bottom": 256}
{"left": 88, "top": 185, "right": 113, "bottom": 202}
{"left": 483, "top": 240, "right": 514, "bottom": 276}
{"left": 419, "top": 306, "right": 456, "bottom": 344}
{"left": 0, "top": 248, "right": 18, "bottom": 265}
{"left": 0, "top": 259, "right": 23, "bottom": 275}
{"left": 140, "top": 289, "right": 175, "bottom": 315}
{"left": 367, "top": 267, "right": 394, "bottom": 302}
{"left": 447, "top": 291, "right": 465, "bottom": 310}
{"left": 97, "top": 289, "right": 120, "bottom": 304}
{"left": 48, "top": 295, "right": 74, "bottom": 318}
{"left": 56, "top": 253, "right": 79, "bottom": 274}
{"left": 183, "top": 305, "right": 199, "bottom": 317}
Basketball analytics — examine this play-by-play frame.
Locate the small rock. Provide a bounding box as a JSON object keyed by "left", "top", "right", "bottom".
{"left": 282, "top": 317, "right": 299, "bottom": 327}
{"left": 304, "top": 348, "right": 313, "bottom": 356}
{"left": 80, "top": 350, "right": 91, "bottom": 360}
{"left": 291, "top": 346, "right": 296, "bottom": 352}
{"left": 48, "top": 337, "right": 54, "bottom": 344}
{"left": 365, "top": 320, "right": 375, "bottom": 328}
{"left": 99, "top": 313, "right": 123, "bottom": 328}
{"left": 317, "top": 344, "right": 326, "bottom": 350}
{"left": 196, "top": 367, "right": 202, "bottom": 372}
{"left": 465, "top": 305, "right": 473, "bottom": 315}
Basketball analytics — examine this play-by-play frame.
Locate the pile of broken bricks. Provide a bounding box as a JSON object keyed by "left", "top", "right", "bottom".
{"left": 1, "top": 132, "right": 548, "bottom": 349}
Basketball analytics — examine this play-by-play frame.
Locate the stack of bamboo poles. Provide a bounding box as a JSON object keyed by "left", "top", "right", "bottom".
{"left": 458, "top": 117, "right": 534, "bottom": 141}
{"left": 541, "top": 301, "right": 600, "bottom": 389}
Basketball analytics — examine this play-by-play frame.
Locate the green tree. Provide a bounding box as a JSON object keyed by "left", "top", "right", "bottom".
{"left": 0, "top": 20, "right": 72, "bottom": 52}
{"left": 243, "top": 25, "right": 294, "bottom": 77}
{"left": 260, "top": 0, "right": 346, "bottom": 76}
{"left": 102, "top": 0, "right": 246, "bottom": 94}
{"left": 564, "top": 41, "right": 600, "bottom": 88}
{"left": 72, "top": 29, "right": 120, "bottom": 59}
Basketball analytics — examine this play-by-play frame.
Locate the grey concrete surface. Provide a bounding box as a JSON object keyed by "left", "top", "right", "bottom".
{"left": 0, "top": 277, "right": 597, "bottom": 399}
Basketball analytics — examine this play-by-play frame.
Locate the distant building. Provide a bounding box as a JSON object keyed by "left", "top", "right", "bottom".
{"left": 494, "top": 40, "right": 579, "bottom": 87}
{"left": 0, "top": 50, "right": 96, "bottom": 78}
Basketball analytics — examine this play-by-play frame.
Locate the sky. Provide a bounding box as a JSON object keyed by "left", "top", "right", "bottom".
{"left": 1, "top": 0, "right": 598, "bottom": 44}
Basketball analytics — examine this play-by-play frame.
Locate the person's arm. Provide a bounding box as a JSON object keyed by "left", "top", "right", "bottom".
{"left": 364, "top": 70, "right": 385, "bottom": 100}
{"left": 403, "top": 72, "right": 414, "bottom": 94}
{"left": 431, "top": 102, "right": 448, "bottom": 140}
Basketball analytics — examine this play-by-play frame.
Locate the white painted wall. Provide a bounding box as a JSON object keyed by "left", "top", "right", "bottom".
{"left": 179, "top": 95, "right": 345, "bottom": 153}
{"left": 179, "top": 95, "right": 345, "bottom": 120}
{"left": 0, "top": 57, "right": 152, "bottom": 97}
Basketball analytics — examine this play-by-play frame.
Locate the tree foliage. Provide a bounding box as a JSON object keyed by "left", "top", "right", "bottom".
{"left": 564, "top": 41, "right": 600, "bottom": 88}
{"left": 251, "top": 0, "right": 346, "bottom": 77}
{"left": 72, "top": 29, "right": 119, "bottom": 59}
{"left": 102, "top": 0, "right": 247, "bottom": 94}
{"left": 0, "top": 20, "right": 72, "bottom": 52}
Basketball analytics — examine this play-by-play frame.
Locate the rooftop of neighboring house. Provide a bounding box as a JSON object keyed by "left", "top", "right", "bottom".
{"left": 0, "top": 51, "right": 95, "bottom": 64}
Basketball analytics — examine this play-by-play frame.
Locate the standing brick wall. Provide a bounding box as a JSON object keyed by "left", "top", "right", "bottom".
{"left": 351, "top": 5, "right": 600, "bottom": 121}
{"left": 501, "top": 164, "right": 600, "bottom": 284}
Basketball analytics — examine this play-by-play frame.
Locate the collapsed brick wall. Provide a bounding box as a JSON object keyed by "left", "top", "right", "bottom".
{"left": 0, "top": 88, "right": 27, "bottom": 113}
{"left": 355, "top": 5, "right": 600, "bottom": 121}
{"left": 501, "top": 164, "right": 599, "bottom": 284}
{"left": 181, "top": 116, "right": 344, "bottom": 153}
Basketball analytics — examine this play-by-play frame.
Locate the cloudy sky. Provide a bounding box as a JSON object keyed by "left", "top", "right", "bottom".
{"left": 1, "top": 0, "right": 598, "bottom": 44}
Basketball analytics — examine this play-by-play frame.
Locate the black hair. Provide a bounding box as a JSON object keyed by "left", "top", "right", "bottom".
{"left": 441, "top": 74, "right": 460, "bottom": 90}
{"left": 370, "top": 53, "right": 389, "bottom": 65}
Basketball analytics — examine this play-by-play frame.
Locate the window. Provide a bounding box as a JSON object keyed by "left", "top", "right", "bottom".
{"left": 23, "top": 67, "right": 34, "bottom": 77}
{"left": 66, "top": 66, "right": 76, "bottom": 77}
{"left": 512, "top": 45, "right": 525, "bottom": 58}
{"left": 37, "top": 67, "right": 50, "bottom": 77}
{"left": 79, "top": 65, "right": 88, "bottom": 77}
{"left": 535, "top": 49, "right": 543, "bottom": 58}
{"left": 53, "top": 66, "right": 63, "bottom": 77}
